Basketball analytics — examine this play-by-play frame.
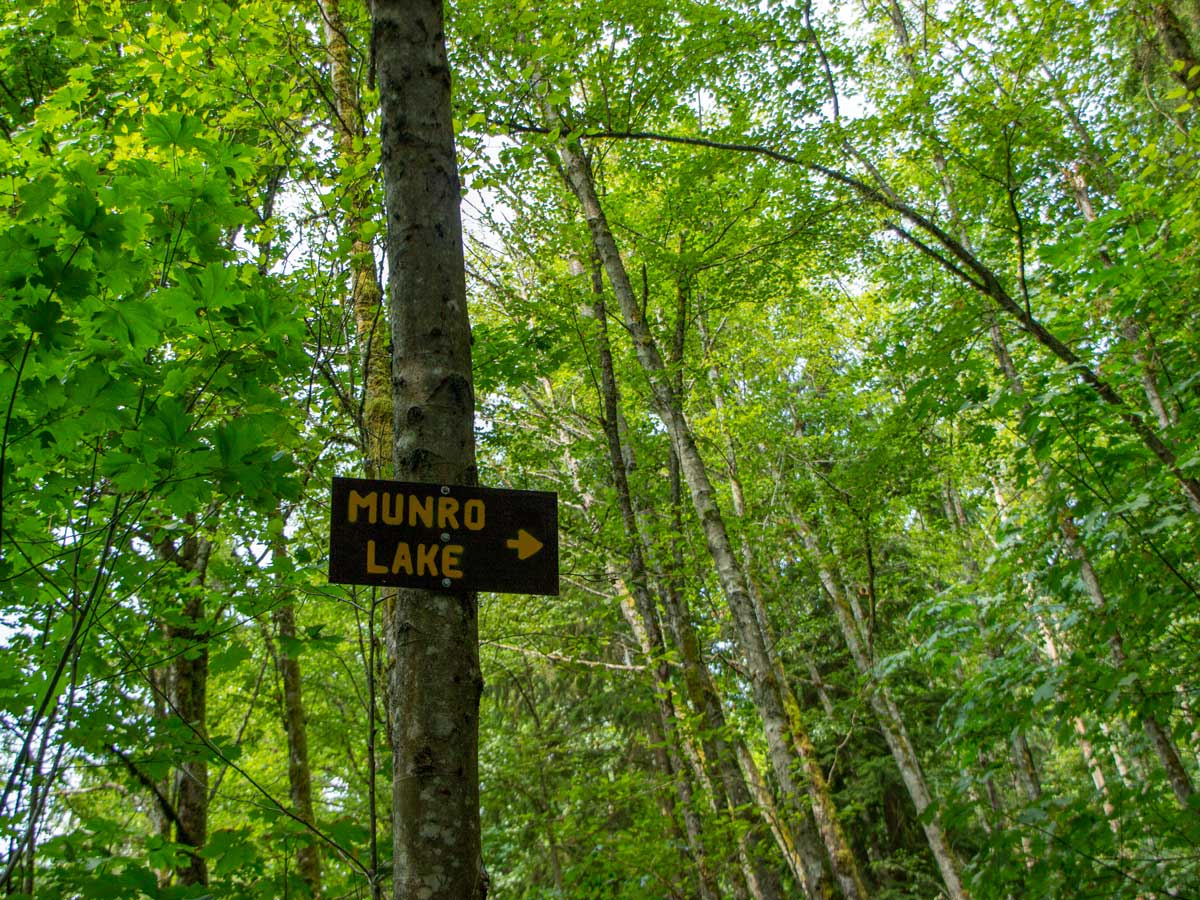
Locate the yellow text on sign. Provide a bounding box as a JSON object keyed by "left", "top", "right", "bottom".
{"left": 348, "top": 489, "right": 486, "bottom": 531}
{"left": 366, "top": 540, "right": 465, "bottom": 579}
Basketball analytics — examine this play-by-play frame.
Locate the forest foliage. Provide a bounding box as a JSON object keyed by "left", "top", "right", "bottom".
{"left": 1, "top": 0, "right": 1199, "bottom": 897}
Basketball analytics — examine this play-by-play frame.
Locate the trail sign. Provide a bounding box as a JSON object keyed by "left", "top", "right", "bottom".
{"left": 328, "top": 477, "right": 558, "bottom": 595}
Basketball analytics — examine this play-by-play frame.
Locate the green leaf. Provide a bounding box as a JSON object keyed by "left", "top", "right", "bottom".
{"left": 62, "top": 186, "right": 101, "bottom": 232}
{"left": 201, "top": 828, "right": 260, "bottom": 876}
{"left": 144, "top": 112, "right": 202, "bottom": 151}
{"left": 1031, "top": 676, "right": 1058, "bottom": 706}
{"left": 213, "top": 419, "right": 258, "bottom": 470}
{"left": 21, "top": 299, "right": 63, "bottom": 334}
{"left": 144, "top": 397, "right": 195, "bottom": 447}
{"left": 18, "top": 176, "right": 58, "bottom": 219}
{"left": 96, "top": 300, "right": 163, "bottom": 348}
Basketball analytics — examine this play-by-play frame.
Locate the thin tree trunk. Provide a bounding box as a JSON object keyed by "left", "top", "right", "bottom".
{"left": 618, "top": 594, "right": 722, "bottom": 900}
{"left": 698, "top": 312, "right": 835, "bottom": 752}
{"left": 537, "top": 765, "right": 565, "bottom": 896}
{"left": 734, "top": 740, "right": 832, "bottom": 899}
{"left": 148, "top": 664, "right": 173, "bottom": 854}
{"left": 879, "top": 1, "right": 1181, "bottom": 832}
{"left": 1009, "top": 731, "right": 1042, "bottom": 805}
{"left": 372, "top": 2, "right": 483, "bottom": 897}
{"left": 796, "top": 522, "right": 969, "bottom": 900}
{"left": 546, "top": 371, "right": 720, "bottom": 900}
{"left": 163, "top": 531, "right": 213, "bottom": 887}
{"left": 583, "top": 273, "right": 789, "bottom": 900}
{"left": 1033, "top": 604, "right": 1123, "bottom": 836}
{"left": 545, "top": 108, "right": 867, "bottom": 899}
{"left": 992, "top": 293, "right": 1196, "bottom": 813}
{"left": 1151, "top": 1, "right": 1200, "bottom": 93}
{"left": 1059, "top": 517, "right": 1196, "bottom": 809}
{"left": 1062, "top": 167, "right": 1176, "bottom": 430}
{"left": 1074, "top": 722, "right": 1120, "bottom": 831}
{"left": 661, "top": 443, "right": 828, "bottom": 898}
{"left": 320, "top": 4, "right": 390, "bottom": 892}
{"left": 694, "top": 313, "right": 839, "bottom": 898}
{"left": 321, "top": 0, "right": 392, "bottom": 479}
{"left": 1177, "top": 686, "right": 1200, "bottom": 762}
{"left": 942, "top": 482, "right": 1041, "bottom": 850}
{"left": 1096, "top": 721, "right": 1138, "bottom": 790}
{"left": 273, "top": 585, "right": 322, "bottom": 896}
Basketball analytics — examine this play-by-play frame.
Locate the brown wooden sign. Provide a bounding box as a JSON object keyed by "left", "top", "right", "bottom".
{"left": 328, "top": 477, "right": 558, "bottom": 595}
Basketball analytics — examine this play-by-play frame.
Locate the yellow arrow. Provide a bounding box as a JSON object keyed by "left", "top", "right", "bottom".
{"left": 506, "top": 529, "right": 543, "bottom": 560}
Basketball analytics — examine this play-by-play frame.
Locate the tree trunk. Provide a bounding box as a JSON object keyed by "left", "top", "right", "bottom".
{"left": 571, "top": 373, "right": 722, "bottom": 899}
{"left": 147, "top": 665, "right": 174, "bottom": 858}
{"left": 796, "top": 523, "right": 969, "bottom": 900}
{"left": 618, "top": 595, "right": 722, "bottom": 900}
{"left": 372, "top": 2, "right": 483, "bottom": 897}
{"left": 694, "top": 313, "right": 839, "bottom": 898}
{"left": 582, "top": 274, "right": 789, "bottom": 900}
{"left": 990, "top": 287, "right": 1197, "bottom": 814}
{"left": 1151, "top": 1, "right": 1200, "bottom": 93}
{"left": 1059, "top": 517, "right": 1196, "bottom": 809}
{"left": 321, "top": 3, "right": 390, "bottom": 890}
{"left": 1062, "top": 166, "right": 1176, "bottom": 431}
{"left": 321, "top": 0, "right": 392, "bottom": 478}
{"left": 662, "top": 445, "right": 829, "bottom": 898}
{"left": 166, "top": 532, "right": 213, "bottom": 887}
{"left": 273, "top": 591, "right": 322, "bottom": 896}
{"left": 546, "top": 115, "right": 866, "bottom": 899}
{"left": 1177, "top": 686, "right": 1200, "bottom": 763}
{"left": 942, "top": 482, "right": 1041, "bottom": 854}
{"left": 1032, "top": 603, "right": 1123, "bottom": 836}
{"left": 546, "top": 369, "right": 720, "bottom": 900}
{"left": 735, "top": 740, "right": 832, "bottom": 899}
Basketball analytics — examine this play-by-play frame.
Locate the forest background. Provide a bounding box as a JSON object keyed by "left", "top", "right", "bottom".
{"left": 1, "top": 0, "right": 1199, "bottom": 897}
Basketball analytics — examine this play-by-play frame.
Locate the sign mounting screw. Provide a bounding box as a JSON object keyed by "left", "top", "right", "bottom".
{"left": 440, "top": 486, "right": 450, "bottom": 495}
{"left": 441, "top": 578, "right": 452, "bottom": 588}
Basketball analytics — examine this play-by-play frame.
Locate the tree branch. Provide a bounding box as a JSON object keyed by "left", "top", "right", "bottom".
{"left": 489, "top": 118, "right": 1200, "bottom": 513}
{"left": 109, "top": 744, "right": 191, "bottom": 846}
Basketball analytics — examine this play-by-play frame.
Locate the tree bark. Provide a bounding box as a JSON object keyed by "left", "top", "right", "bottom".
{"left": 372, "top": 2, "right": 483, "bottom": 897}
